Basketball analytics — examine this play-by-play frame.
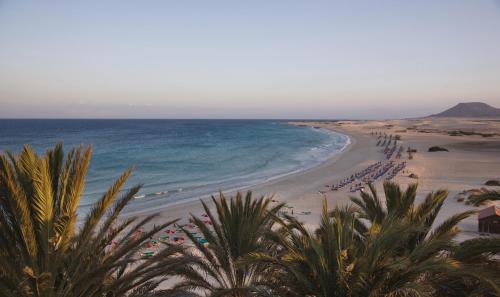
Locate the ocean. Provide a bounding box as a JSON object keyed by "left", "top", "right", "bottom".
{"left": 0, "top": 119, "right": 349, "bottom": 214}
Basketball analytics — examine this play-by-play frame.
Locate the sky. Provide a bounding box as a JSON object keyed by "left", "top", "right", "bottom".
{"left": 0, "top": 1, "right": 500, "bottom": 119}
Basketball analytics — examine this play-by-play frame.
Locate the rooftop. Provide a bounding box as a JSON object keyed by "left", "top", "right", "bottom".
{"left": 478, "top": 206, "right": 500, "bottom": 220}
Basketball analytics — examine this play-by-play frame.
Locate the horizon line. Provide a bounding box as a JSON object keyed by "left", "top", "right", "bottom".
{"left": 0, "top": 116, "right": 423, "bottom": 121}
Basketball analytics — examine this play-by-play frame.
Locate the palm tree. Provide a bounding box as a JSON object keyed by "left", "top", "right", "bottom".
{"left": 350, "top": 182, "right": 475, "bottom": 252}
{"left": 348, "top": 219, "right": 459, "bottom": 297}
{"left": 247, "top": 202, "right": 364, "bottom": 297}
{"left": 467, "top": 189, "right": 500, "bottom": 206}
{"left": 172, "top": 191, "right": 284, "bottom": 297}
{"left": 351, "top": 182, "right": 500, "bottom": 296}
{"left": 248, "top": 199, "right": 460, "bottom": 297}
{"left": 0, "top": 143, "right": 188, "bottom": 297}
{"left": 432, "top": 237, "right": 500, "bottom": 297}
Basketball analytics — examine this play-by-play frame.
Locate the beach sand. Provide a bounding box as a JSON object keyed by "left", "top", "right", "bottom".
{"left": 129, "top": 117, "right": 500, "bottom": 241}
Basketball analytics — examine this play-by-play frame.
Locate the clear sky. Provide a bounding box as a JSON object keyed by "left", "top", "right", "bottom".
{"left": 1, "top": 1, "right": 499, "bottom": 119}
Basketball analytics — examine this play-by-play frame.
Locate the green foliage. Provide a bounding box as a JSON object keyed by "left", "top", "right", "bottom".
{"left": 428, "top": 146, "right": 449, "bottom": 152}
{"left": 247, "top": 182, "right": 499, "bottom": 297}
{"left": 2, "top": 143, "right": 498, "bottom": 297}
{"left": 172, "top": 191, "right": 284, "bottom": 297}
{"left": 0, "top": 144, "right": 187, "bottom": 297}
{"left": 484, "top": 180, "right": 500, "bottom": 187}
{"left": 468, "top": 189, "right": 500, "bottom": 206}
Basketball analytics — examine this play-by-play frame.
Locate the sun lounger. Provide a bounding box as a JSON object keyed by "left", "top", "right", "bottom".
{"left": 142, "top": 250, "right": 155, "bottom": 257}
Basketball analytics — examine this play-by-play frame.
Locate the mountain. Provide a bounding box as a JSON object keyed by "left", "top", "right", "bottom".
{"left": 431, "top": 102, "right": 500, "bottom": 118}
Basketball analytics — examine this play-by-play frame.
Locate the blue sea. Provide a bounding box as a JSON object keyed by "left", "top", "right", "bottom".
{"left": 0, "top": 120, "right": 349, "bottom": 213}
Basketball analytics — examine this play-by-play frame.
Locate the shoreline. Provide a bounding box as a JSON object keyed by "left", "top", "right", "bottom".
{"left": 130, "top": 118, "right": 500, "bottom": 242}
{"left": 127, "top": 123, "right": 383, "bottom": 232}
{"left": 121, "top": 117, "right": 500, "bottom": 291}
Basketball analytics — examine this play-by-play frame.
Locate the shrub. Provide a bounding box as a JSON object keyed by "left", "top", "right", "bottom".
{"left": 428, "top": 146, "right": 449, "bottom": 152}
{"left": 485, "top": 180, "right": 500, "bottom": 186}
{"left": 408, "top": 173, "right": 418, "bottom": 179}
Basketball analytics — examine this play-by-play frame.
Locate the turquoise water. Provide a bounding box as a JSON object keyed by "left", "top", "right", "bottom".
{"left": 0, "top": 120, "right": 348, "bottom": 213}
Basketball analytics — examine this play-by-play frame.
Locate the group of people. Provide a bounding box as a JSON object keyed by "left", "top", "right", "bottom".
{"left": 360, "top": 161, "right": 396, "bottom": 184}
{"left": 354, "top": 161, "right": 383, "bottom": 179}
{"left": 124, "top": 216, "right": 213, "bottom": 258}
{"left": 385, "top": 144, "right": 405, "bottom": 160}
{"left": 395, "top": 145, "right": 404, "bottom": 159}
{"left": 330, "top": 161, "right": 392, "bottom": 191}
{"left": 329, "top": 130, "right": 410, "bottom": 193}
{"left": 385, "top": 161, "right": 407, "bottom": 181}
{"left": 331, "top": 176, "right": 356, "bottom": 191}
{"left": 349, "top": 182, "right": 365, "bottom": 192}
{"left": 384, "top": 144, "right": 397, "bottom": 159}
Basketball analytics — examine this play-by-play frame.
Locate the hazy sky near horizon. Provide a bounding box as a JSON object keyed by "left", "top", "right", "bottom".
{"left": 1, "top": 1, "right": 500, "bottom": 119}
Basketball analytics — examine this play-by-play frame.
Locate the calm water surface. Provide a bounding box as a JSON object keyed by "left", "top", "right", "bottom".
{"left": 0, "top": 119, "right": 349, "bottom": 213}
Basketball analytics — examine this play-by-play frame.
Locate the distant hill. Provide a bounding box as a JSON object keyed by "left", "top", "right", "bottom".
{"left": 431, "top": 102, "right": 500, "bottom": 118}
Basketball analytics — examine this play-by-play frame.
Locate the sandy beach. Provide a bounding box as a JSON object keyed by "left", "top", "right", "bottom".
{"left": 4, "top": 3, "right": 500, "bottom": 295}
{"left": 308, "top": 118, "right": 500, "bottom": 240}
{"left": 129, "top": 117, "right": 500, "bottom": 241}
